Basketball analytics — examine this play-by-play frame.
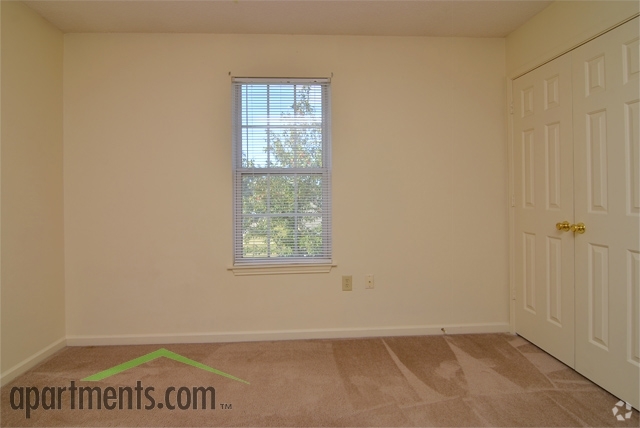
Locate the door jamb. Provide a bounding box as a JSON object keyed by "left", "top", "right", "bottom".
{"left": 507, "top": 78, "right": 516, "bottom": 335}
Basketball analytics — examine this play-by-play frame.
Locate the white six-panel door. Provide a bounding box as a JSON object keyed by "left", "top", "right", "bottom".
{"left": 513, "top": 53, "right": 575, "bottom": 367}
{"left": 572, "top": 18, "right": 640, "bottom": 409}
{"left": 513, "top": 17, "right": 639, "bottom": 409}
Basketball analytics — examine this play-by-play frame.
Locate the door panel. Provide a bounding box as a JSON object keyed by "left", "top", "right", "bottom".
{"left": 573, "top": 17, "right": 640, "bottom": 409}
{"left": 513, "top": 54, "right": 575, "bottom": 367}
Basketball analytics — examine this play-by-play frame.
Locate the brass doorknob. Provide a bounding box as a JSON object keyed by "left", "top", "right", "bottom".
{"left": 570, "top": 223, "right": 586, "bottom": 234}
{"left": 556, "top": 221, "right": 571, "bottom": 232}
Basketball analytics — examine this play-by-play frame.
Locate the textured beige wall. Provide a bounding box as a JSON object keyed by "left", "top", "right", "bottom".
{"left": 1, "top": 1, "right": 65, "bottom": 376}
{"left": 63, "top": 34, "right": 509, "bottom": 343}
{"left": 506, "top": 0, "right": 639, "bottom": 77}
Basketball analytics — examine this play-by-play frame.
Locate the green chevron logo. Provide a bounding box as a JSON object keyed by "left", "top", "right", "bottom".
{"left": 82, "top": 348, "right": 249, "bottom": 384}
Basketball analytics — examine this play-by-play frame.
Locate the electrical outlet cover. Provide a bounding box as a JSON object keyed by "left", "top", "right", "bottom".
{"left": 342, "top": 275, "right": 352, "bottom": 291}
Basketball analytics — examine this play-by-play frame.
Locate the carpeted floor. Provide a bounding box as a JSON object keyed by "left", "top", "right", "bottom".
{"left": 1, "top": 333, "right": 638, "bottom": 427}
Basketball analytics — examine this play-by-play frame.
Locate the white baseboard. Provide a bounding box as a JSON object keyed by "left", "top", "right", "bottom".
{"left": 65, "top": 322, "right": 510, "bottom": 346}
{"left": 1, "top": 337, "right": 67, "bottom": 386}
{"left": 0, "top": 324, "right": 510, "bottom": 382}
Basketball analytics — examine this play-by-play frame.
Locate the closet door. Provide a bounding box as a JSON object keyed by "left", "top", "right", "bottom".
{"left": 513, "top": 54, "right": 575, "bottom": 367}
{"left": 572, "top": 17, "right": 639, "bottom": 409}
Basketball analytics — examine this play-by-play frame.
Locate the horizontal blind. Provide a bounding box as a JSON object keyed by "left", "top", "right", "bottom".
{"left": 232, "top": 78, "right": 331, "bottom": 264}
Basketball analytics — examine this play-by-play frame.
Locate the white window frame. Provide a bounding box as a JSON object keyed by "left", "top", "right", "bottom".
{"left": 231, "top": 77, "right": 333, "bottom": 273}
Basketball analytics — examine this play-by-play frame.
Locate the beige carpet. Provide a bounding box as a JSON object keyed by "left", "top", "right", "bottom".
{"left": 1, "top": 333, "right": 638, "bottom": 427}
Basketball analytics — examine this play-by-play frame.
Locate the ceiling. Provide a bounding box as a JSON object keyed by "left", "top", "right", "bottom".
{"left": 24, "top": 0, "right": 553, "bottom": 37}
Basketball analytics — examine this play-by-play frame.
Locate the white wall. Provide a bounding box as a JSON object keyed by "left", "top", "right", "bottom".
{"left": 63, "top": 34, "right": 508, "bottom": 344}
{"left": 1, "top": 1, "right": 65, "bottom": 383}
{"left": 506, "top": 0, "right": 639, "bottom": 77}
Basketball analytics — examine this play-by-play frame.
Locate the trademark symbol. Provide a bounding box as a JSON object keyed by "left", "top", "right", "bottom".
{"left": 220, "top": 403, "right": 233, "bottom": 410}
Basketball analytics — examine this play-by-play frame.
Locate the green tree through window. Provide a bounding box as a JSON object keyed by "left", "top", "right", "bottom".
{"left": 232, "top": 79, "right": 331, "bottom": 263}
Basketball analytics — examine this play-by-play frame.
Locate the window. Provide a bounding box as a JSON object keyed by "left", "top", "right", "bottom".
{"left": 232, "top": 78, "right": 331, "bottom": 266}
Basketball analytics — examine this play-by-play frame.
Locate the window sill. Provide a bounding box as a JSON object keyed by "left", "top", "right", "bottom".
{"left": 228, "top": 262, "right": 336, "bottom": 276}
